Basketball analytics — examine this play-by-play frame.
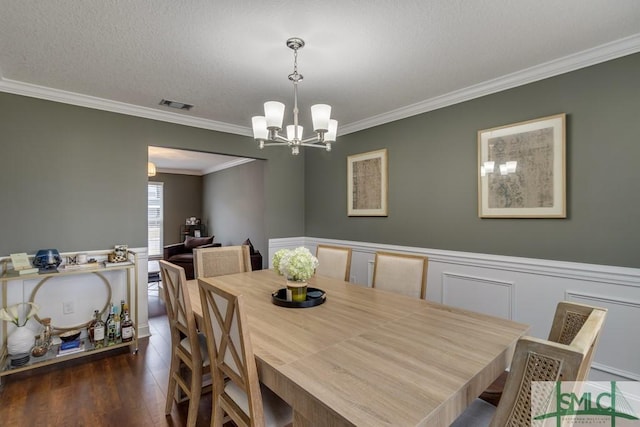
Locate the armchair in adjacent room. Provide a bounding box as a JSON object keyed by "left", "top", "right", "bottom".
{"left": 163, "top": 235, "right": 221, "bottom": 280}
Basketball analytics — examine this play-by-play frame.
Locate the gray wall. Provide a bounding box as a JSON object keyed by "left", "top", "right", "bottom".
{"left": 202, "top": 160, "right": 267, "bottom": 266}
{"left": 0, "top": 93, "right": 305, "bottom": 256}
{"left": 305, "top": 53, "right": 640, "bottom": 268}
{"left": 149, "top": 172, "right": 203, "bottom": 246}
{"left": 3, "top": 53, "right": 638, "bottom": 268}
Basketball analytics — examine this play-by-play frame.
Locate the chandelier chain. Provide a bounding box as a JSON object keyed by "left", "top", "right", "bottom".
{"left": 289, "top": 45, "right": 303, "bottom": 83}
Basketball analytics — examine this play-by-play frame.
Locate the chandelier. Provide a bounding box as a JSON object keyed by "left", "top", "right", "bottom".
{"left": 251, "top": 38, "right": 338, "bottom": 155}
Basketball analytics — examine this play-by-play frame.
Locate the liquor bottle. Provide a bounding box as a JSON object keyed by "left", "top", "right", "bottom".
{"left": 121, "top": 309, "right": 134, "bottom": 343}
{"left": 87, "top": 310, "right": 98, "bottom": 344}
{"left": 104, "top": 303, "right": 113, "bottom": 330}
{"left": 103, "top": 303, "right": 113, "bottom": 345}
{"left": 93, "top": 311, "right": 105, "bottom": 349}
{"left": 120, "top": 299, "right": 126, "bottom": 341}
{"left": 114, "top": 304, "right": 121, "bottom": 343}
{"left": 41, "top": 317, "right": 53, "bottom": 348}
{"left": 106, "top": 304, "right": 116, "bottom": 346}
{"left": 121, "top": 302, "right": 129, "bottom": 324}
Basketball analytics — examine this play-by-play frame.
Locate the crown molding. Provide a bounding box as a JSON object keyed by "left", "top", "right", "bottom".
{"left": 203, "top": 158, "right": 255, "bottom": 175}
{"left": 1, "top": 33, "right": 639, "bottom": 138}
{"left": 156, "top": 168, "right": 202, "bottom": 176}
{"left": 339, "top": 33, "right": 640, "bottom": 135}
{"left": 156, "top": 158, "right": 255, "bottom": 176}
{"left": 0, "top": 78, "right": 253, "bottom": 137}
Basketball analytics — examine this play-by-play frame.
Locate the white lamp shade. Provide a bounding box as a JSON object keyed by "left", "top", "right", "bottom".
{"left": 311, "top": 104, "right": 331, "bottom": 132}
{"left": 264, "top": 101, "right": 285, "bottom": 129}
{"left": 499, "top": 164, "right": 508, "bottom": 175}
{"left": 506, "top": 161, "right": 518, "bottom": 173}
{"left": 325, "top": 119, "right": 338, "bottom": 142}
{"left": 147, "top": 162, "right": 156, "bottom": 177}
{"left": 252, "top": 116, "right": 268, "bottom": 140}
{"left": 286, "top": 125, "right": 303, "bottom": 141}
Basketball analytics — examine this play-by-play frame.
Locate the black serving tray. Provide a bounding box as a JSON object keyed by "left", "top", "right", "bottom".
{"left": 272, "top": 287, "right": 326, "bottom": 308}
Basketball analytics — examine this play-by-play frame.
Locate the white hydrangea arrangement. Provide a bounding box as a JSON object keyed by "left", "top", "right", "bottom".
{"left": 272, "top": 247, "right": 319, "bottom": 282}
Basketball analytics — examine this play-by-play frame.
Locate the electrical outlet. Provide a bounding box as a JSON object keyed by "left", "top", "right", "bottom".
{"left": 63, "top": 301, "right": 74, "bottom": 314}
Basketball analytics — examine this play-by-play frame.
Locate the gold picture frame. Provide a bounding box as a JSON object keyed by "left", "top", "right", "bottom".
{"left": 478, "top": 113, "right": 566, "bottom": 218}
{"left": 347, "top": 148, "right": 388, "bottom": 216}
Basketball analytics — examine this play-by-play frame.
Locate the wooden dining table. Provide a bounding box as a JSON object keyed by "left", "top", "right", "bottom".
{"left": 187, "top": 269, "right": 529, "bottom": 427}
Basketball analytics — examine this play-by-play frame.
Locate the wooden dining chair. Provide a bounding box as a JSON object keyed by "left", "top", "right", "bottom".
{"left": 371, "top": 251, "right": 428, "bottom": 299}
{"left": 193, "top": 245, "right": 252, "bottom": 279}
{"left": 480, "top": 301, "right": 607, "bottom": 405}
{"left": 198, "top": 278, "right": 293, "bottom": 427}
{"left": 159, "top": 260, "right": 211, "bottom": 427}
{"left": 451, "top": 334, "right": 587, "bottom": 427}
{"left": 548, "top": 301, "right": 607, "bottom": 380}
{"left": 315, "top": 244, "right": 352, "bottom": 281}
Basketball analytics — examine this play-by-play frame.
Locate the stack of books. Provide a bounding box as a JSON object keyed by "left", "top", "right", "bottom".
{"left": 8, "top": 252, "right": 39, "bottom": 275}
{"left": 58, "top": 263, "right": 99, "bottom": 271}
{"left": 57, "top": 339, "right": 85, "bottom": 357}
{"left": 6, "top": 267, "right": 39, "bottom": 276}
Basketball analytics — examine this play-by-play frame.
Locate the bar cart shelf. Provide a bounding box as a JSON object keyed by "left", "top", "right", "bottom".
{"left": 0, "top": 249, "right": 139, "bottom": 384}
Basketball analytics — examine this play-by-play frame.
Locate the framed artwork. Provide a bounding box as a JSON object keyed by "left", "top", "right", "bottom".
{"left": 478, "top": 113, "right": 566, "bottom": 218}
{"left": 347, "top": 148, "right": 388, "bottom": 216}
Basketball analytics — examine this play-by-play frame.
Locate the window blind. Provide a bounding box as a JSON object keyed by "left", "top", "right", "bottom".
{"left": 148, "top": 182, "right": 164, "bottom": 257}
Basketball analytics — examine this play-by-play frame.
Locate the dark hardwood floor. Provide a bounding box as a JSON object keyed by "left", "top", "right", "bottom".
{"left": 0, "top": 291, "right": 219, "bottom": 427}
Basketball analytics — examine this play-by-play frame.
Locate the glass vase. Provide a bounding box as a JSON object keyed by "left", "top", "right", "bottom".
{"left": 286, "top": 279, "right": 308, "bottom": 302}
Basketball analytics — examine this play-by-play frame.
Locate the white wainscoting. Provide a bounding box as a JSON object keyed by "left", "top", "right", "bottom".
{"left": 269, "top": 237, "right": 640, "bottom": 381}
{"left": 442, "top": 273, "right": 514, "bottom": 320}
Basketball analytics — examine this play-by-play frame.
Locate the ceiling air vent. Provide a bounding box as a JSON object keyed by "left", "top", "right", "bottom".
{"left": 159, "top": 99, "right": 193, "bottom": 111}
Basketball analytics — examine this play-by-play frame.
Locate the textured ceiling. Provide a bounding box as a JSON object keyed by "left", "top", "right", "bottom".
{"left": 1, "top": 1, "right": 640, "bottom": 148}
